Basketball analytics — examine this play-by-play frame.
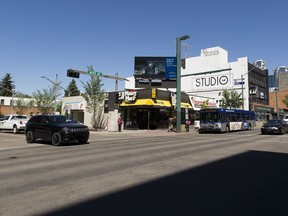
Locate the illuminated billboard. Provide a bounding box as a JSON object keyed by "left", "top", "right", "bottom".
{"left": 134, "top": 57, "right": 177, "bottom": 80}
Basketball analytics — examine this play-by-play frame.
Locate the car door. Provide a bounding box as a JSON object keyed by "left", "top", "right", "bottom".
{"left": 40, "top": 116, "right": 53, "bottom": 140}
{"left": 32, "top": 116, "right": 44, "bottom": 138}
{"left": 1, "top": 115, "right": 13, "bottom": 129}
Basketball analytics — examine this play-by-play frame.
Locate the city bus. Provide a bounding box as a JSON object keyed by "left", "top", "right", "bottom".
{"left": 198, "top": 108, "right": 256, "bottom": 133}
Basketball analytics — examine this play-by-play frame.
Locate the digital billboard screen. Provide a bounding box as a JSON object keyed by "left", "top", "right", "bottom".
{"left": 134, "top": 57, "right": 177, "bottom": 80}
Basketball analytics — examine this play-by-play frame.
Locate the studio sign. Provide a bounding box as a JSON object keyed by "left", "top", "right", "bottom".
{"left": 202, "top": 49, "right": 219, "bottom": 57}
{"left": 195, "top": 75, "right": 229, "bottom": 87}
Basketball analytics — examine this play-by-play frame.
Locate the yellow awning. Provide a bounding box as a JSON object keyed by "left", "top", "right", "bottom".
{"left": 153, "top": 100, "right": 171, "bottom": 107}
{"left": 120, "top": 99, "right": 171, "bottom": 107}
{"left": 181, "top": 102, "right": 193, "bottom": 109}
{"left": 120, "top": 99, "right": 154, "bottom": 107}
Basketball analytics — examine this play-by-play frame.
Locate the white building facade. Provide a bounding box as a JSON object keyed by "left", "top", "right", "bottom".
{"left": 181, "top": 46, "right": 250, "bottom": 110}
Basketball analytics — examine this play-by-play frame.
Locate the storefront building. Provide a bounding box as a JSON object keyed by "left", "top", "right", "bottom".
{"left": 105, "top": 89, "right": 196, "bottom": 131}
{"left": 125, "top": 46, "right": 271, "bottom": 125}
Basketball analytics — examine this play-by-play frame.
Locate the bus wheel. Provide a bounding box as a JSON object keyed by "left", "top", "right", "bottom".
{"left": 225, "top": 126, "right": 230, "bottom": 133}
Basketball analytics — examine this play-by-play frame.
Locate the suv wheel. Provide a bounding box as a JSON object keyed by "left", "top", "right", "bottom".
{"left": 26, "top": 131, "right": 35, "bottom": 143}
{"left": 13, "top": 125, "right": 19, "bottom": 134}
{"left": 51, "top": 132, "right": 62, "bottom": 146}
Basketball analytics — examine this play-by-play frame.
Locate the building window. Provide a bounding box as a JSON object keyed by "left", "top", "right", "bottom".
{"left": 0, "top": 99, "right": 4, "bottom": 105}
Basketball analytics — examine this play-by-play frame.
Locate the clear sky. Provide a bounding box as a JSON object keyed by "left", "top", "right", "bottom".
{"left": 1, "top": 0, "right": 287, "bottom": 96}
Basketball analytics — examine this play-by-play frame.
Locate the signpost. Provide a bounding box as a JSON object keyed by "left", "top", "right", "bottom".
{"left": 67, "top": 66, "right": 129, "bottom": 92}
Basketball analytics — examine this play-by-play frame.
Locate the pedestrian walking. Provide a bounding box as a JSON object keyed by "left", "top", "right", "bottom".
{"left": 118, "top": 116, "right": 123, "bottom": 132}
{"left": 168, "top": 116, "right": 175, "bottom": 132}
{"left": 185, "top": 119, "right": 191, "bottom": 132}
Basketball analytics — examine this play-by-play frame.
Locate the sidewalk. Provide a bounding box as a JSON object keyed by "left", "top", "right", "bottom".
{"left": 90, "top": 122, "right": 263, "bottom": 137}
{"left": 90, "top": 128, "right": 197, "bottom": 137}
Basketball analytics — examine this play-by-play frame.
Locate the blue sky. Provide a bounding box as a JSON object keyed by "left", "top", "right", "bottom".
{"left": 1, "top": 0, "right": 287, "bottom": 95}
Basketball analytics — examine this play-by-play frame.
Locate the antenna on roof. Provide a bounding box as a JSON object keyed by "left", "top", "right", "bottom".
{"left": 172, "top": 41, "right": 192, "bottom": 58}
{"left": 181, "top": 42, "right": 192, "bottom": 58}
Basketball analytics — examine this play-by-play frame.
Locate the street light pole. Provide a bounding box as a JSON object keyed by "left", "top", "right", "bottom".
{"left": 241, "top": 74, "right": 244, "bottom": 109}
{"left": 41, "top": 74, "right": 59, "bottom": 114}
{"left": 176, "top": 35, "right": 190, "bottom": 133}
{"left": 275, "top": 67, "right": 280, "bottom": 118}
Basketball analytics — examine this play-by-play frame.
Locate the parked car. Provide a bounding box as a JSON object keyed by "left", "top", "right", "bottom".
{"left": 283, "top": 115, "right": 288, "bottom": 122}
{"left": 0, "top": 114, "right": 28, "bottom": 133}
{"left": 261, "top": 119, "right": 288, "bottom": 135}
{"left": 25, "top": 115, "right": 89, "bottom": 146}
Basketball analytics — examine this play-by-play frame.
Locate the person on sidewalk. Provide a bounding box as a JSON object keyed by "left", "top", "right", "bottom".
{"left": 168, "top": 116, "right": 175, "bottom": 132}
{"left": 185, "top": 119, "right": 191, "bottom": 132}
{"left": 117, "top": 116, "right": 123, "bottom": 132}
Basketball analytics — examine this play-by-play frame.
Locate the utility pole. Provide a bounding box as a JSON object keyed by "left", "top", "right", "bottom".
{"left": 176, "top": 35, "right": 190, "bottom": 133}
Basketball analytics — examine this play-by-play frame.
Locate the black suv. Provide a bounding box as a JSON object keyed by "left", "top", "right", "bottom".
{"left": 25, "top": 115, "right": 89, "bottom": 146}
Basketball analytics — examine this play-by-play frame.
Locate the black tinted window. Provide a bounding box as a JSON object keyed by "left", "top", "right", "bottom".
{"left": 30, "top": 116, "right": 43, "bottom": 123}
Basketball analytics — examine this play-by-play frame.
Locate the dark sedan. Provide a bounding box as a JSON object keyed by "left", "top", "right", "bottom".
{"left": 261, "top": 119, "right": 288, "bottom": 135}
{"left": 25, "top": 115, "right": 89, "bottom": 146}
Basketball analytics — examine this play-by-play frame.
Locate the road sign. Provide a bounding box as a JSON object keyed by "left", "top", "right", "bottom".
{"left": 87, "top": 70, "right": 103, "bottom": 76}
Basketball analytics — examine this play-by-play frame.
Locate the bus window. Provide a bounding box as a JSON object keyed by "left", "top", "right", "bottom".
{"left": 237, "top": 113, "right": 241, "bottom": 121}
{"left": 231, "top": 114, "right": 236, "bottom": 122}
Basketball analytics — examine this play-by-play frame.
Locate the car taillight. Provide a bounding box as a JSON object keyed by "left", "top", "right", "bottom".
{"left": 20, "top": 121, "right": 23, "bottom": 125}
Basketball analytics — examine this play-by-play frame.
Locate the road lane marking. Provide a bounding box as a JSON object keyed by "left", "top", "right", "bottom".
{"left": 0, "top": 145, "right": 43, "bottom": 151}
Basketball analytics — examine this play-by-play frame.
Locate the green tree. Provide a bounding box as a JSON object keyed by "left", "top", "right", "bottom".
{"left": 32, "top": 88, "right": 55, "bottom": 114}
{"left": 64, "top": 79, "right": 80, "bottom": 97}
{"left": 221, "top": 89, "right": 243, "bottom": 109}
{"left": 13, "top": 97, "right": 34, "bottom": 114}
{"left": 0, "top": 73, "right": 15, "bottom": 96}
{"left": 81, "top": 69, "right": 106, "bottom": 130}
{"left": 282, "top": 94, "right": 288, "bottom": 108}
{"left": 15, "top": 92, "right": 32, "bottom": 98}
{"left": 200, "top": 99, "right": 209, "bottom": 109}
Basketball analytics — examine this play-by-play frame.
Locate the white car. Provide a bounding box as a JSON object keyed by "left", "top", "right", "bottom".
{"left": 0, "top": 114, "right": 28, "bottom": 133}
{"left": 283, "top": 115, "right": 288, "bottom": 122}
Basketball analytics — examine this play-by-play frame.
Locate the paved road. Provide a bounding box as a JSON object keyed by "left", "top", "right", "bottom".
{"left": 1, "top": 129, "right": 288, "bottom": 216}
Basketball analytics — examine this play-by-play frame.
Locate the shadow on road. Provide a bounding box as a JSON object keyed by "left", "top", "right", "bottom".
{"left": 43, "top": 150, "right": 288, "bottom": 216}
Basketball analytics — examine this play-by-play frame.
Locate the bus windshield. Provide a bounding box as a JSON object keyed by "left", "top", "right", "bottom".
{"left": 200, "top": 112, "right": 222, "bottom": 122}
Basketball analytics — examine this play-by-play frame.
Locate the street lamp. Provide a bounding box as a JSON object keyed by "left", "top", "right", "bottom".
{"left": 41, "top": 75, "right": 60, "bottom": 114}
{"left": 176, "top": 35, "right": 190, "bottom": 133}
{"left": 274, "top": 67, "right": 280, "bottom": 118}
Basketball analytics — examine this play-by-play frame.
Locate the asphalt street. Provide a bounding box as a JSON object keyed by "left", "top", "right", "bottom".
{"left": 1, "top": 128, "right": 288, "bottom": 216}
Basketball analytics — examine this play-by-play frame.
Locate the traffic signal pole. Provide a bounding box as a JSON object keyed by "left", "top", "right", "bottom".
{"left": 67, "top": 68, "right": 129, "bottom": 91}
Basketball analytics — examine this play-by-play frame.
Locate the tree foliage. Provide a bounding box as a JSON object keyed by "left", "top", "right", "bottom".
{"left": 0, "top": 73, "right": 15, "bottom": 96}
{"left": 65, "top": 79, "right": 80, "bottom": 97}
{"left": 200, "top": 99, "right": 209, "bottom": 109}
{"left": 13, "top": 98, "right": 34, "bottom": 114}
{"left": 32, "top": 88, "right": 55, "bottom": 114}
{"left": 282, "top": 94, "right": 288, "bottom": 108}
{"left": 221, "top": 89, "right": 243, "bottom": 109}
{"left": 81, "top": 72, "right": 106, "bottom": 130}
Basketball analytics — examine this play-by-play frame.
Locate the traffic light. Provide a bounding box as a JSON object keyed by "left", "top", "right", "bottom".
{"left": 67, "top": 69, "right": 80, "bottom": 78}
